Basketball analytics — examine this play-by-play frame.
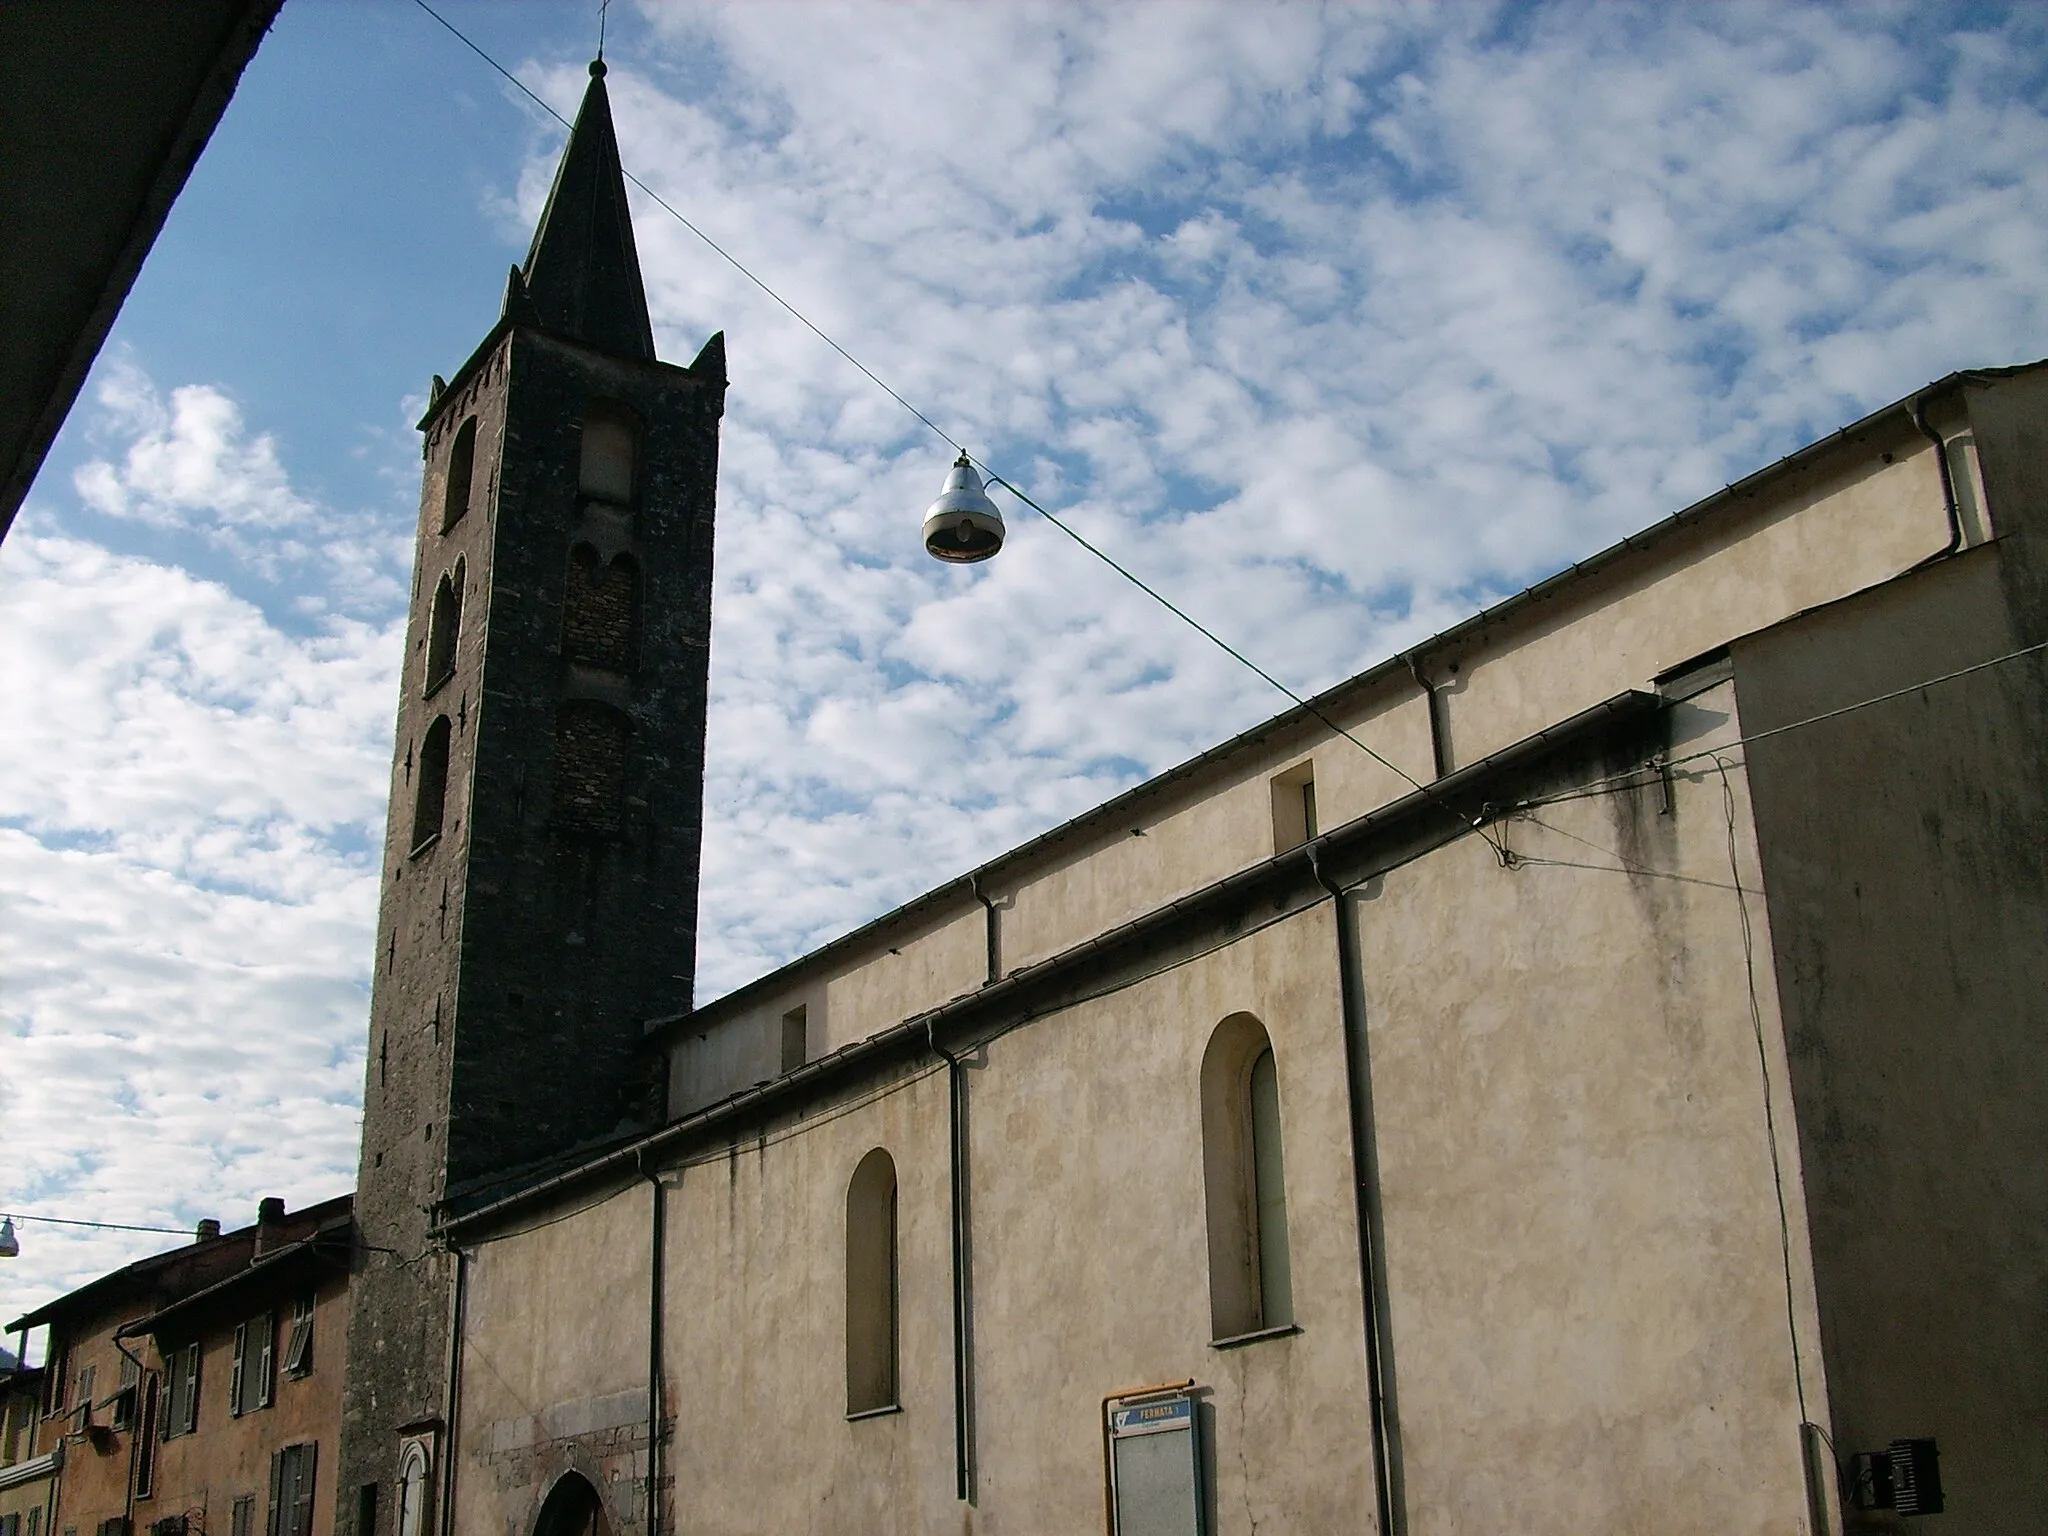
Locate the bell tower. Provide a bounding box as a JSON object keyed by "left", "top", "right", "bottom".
{"left": 337, "top": 60, "right": 724, "bottom": 1536}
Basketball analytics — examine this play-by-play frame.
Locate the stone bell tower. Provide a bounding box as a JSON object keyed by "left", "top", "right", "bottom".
{"left": 336, "top": 60, "right": 724, "bottom": 1536}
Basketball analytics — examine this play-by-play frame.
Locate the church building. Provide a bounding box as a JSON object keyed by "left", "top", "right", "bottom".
{"left": 338, "top": 60, "right": 2048, "bottom": 1536}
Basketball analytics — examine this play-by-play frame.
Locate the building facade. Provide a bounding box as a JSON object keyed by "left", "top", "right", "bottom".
{"left": 313, "top": 51, "right": 2048, "bottom": 1536}
{"left": 0, "top": 1362, "right": 56, "bottom": 1536}
{"left": 6, "top": 1200, "right": 350, "bottom": 1536}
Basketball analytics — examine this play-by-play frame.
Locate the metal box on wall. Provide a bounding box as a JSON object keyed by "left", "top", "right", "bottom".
{"left": 1108, "top": 1391, "right": 1204, "bottom": 1536}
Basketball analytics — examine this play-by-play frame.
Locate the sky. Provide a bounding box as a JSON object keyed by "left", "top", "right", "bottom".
{"left": 4, "top": 0, "right": 2047, "bottom": 1325}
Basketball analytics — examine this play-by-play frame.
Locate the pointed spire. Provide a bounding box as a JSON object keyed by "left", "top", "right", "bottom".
{"left": 521, "top": 60, "right": 656, "bottom": 361}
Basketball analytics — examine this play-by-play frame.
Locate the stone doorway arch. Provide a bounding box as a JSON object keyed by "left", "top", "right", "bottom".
{"left": 532, "top": 1471, "right": 610, "bottom": 1536}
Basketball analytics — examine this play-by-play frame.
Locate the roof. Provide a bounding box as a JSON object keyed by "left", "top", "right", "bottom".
{"left": 119, "top": 1200, "right": 353, "bottom": 1342}
{"left": 0, "top": 0, "right": 283, "bottom": 546}
{"left": 7, "top": 1193, "right": 352, "bottom": 1334}
{"left": 655, "top": 358, "right": 2048, "bottom": 1040}
{"left": 513, "top": 60, "right": 655, "bottom": 362}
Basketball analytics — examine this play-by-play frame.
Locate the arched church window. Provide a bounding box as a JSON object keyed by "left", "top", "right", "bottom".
{"left": 845, "top": 1147, "right": 899, "bottom": 1416}
{"left": 442, "top": 417, "right": 478, "bottom": 532}
{"left": 551, "top": 701, "right": 629, "bottom": 836}
{"left": 561, "top": 546, "right": 637, "bottom": 673}
{"left": 425, "top": 560, "right": 464, "bottom": 694}
{"left": 395, "top": 1442, "right": 430, "bottom": 1536}
{"left": 411, "top": 717, "right": 452, "bottom": 852}
{"left": 1200, "top": 1013, "right": 1293, "bottom": 1339}
{"left": 579, "top": 404, "right": 636, "bottom": 505}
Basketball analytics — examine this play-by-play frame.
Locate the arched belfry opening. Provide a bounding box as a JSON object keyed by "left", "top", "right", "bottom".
{"left": 532, "top": 1472, "right": 609, "bottom": 1536}
{"left": 442, "top": 416, "right": 478, "bottom": 532}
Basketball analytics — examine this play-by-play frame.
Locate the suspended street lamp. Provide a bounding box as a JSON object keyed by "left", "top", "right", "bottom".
{"left": 922, "top": 452, "right": 1005, "bottom": 563}
{"left": 0, "top": 1218, "right": 18, "bottom": 1259}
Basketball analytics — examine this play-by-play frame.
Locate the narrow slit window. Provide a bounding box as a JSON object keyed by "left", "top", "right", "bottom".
{"left": 441, "top": 418, "right": 477, "bottom": 532}
{"left": 1202, "top": 1014, "right": 1294, "bottom": 1339}
{"left": 412, "top": 717, "right": 452, "bottom": 852}
{"left": 845, "top": 1147, "right": 899, "bottom": 1415}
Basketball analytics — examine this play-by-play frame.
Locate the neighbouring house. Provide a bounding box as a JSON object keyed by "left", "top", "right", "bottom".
{"left": 329, "top": 52, "right": 2048, "bottom": 1536}
{"left": 1, "top": 1360, "right": 56, "bottom": 1536}
{"left": 6, "top": 1199, "right": 350, "bottom": 1536}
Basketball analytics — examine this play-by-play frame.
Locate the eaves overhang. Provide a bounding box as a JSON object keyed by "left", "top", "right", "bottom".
{"left": 117, "top": 1217, "right": 352, "bottom": 1344}
{"left": 0, "top": 0, "right": 284, "bottom": 546}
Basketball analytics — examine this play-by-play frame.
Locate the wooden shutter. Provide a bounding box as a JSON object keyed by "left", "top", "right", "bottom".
{"left": 256, "top": 1315, "right": 275, "bottom": 1409}
{"left": 290, "top": 1444, "right": 317, "bottom": 1536}
{"left": 230, "top": 1325, "right": 247, "bottom": 1417}
{"left": 181, "top": 1345, "right": 200, "bottom": 1434}
{"left": 266, "top": 1449, "right": 284, "bottom": 1536}
{"left": 132, "top": 1375, "right": 159, "bottom": 1497}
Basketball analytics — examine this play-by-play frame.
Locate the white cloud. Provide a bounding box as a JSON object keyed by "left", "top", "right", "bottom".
{"left": 0, "top": 518, "right": 398, "bottom": 1313}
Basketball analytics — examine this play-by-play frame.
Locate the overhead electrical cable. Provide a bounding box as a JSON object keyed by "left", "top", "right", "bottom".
{"left": 407, "top": 0, "right": 1502, "bottom": 855}
{"left": 0, "top": 1211, "right": 195, "bottom": 1237}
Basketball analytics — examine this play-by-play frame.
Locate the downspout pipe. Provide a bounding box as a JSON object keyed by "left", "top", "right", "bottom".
{"left": 1910, "top": 390, "right": 1964, "bottom": 562}
{"left": 1308, "top": 843, "right": 1403, "bottom": 1536}
{"left": 637, "top": 1151, "right": 666, "bottom": 1536}
{"left": 439, "top": 1249, "right": 467, "bottom": 1536}
{"left": 927, "top": 1020, "right": 974, "bottom": 1502}
{"left": 1404, "top": 654, "right": 1451, "bottom": 782}
{"left": 971, "top": 875, "right": 1000, "bottom": 986}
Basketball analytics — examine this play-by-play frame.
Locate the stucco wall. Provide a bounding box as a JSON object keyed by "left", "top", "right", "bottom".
{"left": 1355, "top": 682, "right": 1827, "bottom": 1534}
{"left": 654, "top": 1068, "right": 955, "bottom": 1535}
{"left": 453, "top": 1184, "right": 654, "bottom": 1536}
{"left": 1737, "top": 544, "right": 2048, "bottom": 1532}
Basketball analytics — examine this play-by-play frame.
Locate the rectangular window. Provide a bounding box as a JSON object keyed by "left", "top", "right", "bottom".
{"left": 3, "top": 1511, "right": 20, "bottom": 1536}
{"left": 74, "top": 1366, "right": 96, "bottom": 1426}
{"left": 780, "top": 1005, "right": 808, "bottom": 1075}
{"left": 45, "top": 1346, "right": 67, "bottom": 1414}
{"left": 231, "top": 1497, "right": 253, "bottom": 1536}
{"left": 165, "top": 1343, "right": 200, "bottom": 1437}
{"left": 111, "top": 1353, "right": 139, "bottom": 1431}
{"left": 232, "top": 1316, "right": 274, "bottom": 1416}
{"left": 282, "top": 1297, "right": 314, "bottom": 1378}
{"left": 27, "top": 1509, "right": 41, "bottom": 1536}
{"left": 1269, "top": 760, "right": 1317, "bottom": 853}
{"left": 268, "top": 1444, "right": 317, "bottom": 1536}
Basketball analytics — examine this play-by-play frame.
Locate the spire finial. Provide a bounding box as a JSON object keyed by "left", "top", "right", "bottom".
{"left": 589, "top": 58, "right": 606, "bottom": 78}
